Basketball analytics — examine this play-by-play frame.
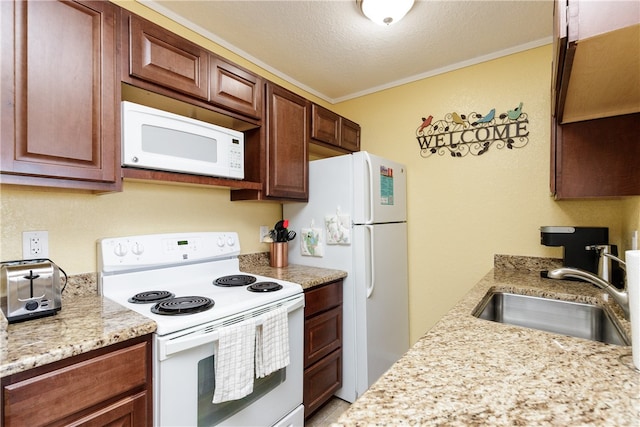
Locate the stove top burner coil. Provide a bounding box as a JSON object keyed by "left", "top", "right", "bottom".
{"left": 151, "top": 296, "right": 215, "bottom": 315}
{"left": 128, "top": 290, "right": 175, "bottom": 304}
{"left": 247, "top": 282, "right": 283, "bottom": 292}
{"left": 214, "top": 274, "right": 257, "bottom": 287}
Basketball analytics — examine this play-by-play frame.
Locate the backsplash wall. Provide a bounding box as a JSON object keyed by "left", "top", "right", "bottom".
{"left": 0, "top": 181, "right": 281, "bottom": 274}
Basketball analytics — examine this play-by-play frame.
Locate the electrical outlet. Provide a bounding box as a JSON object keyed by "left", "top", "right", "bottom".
{"left": 22, "top": 231, "right": 49, "bottom": 259}
{"left": 260, "top": 226, "right": 270, "bottom": 243}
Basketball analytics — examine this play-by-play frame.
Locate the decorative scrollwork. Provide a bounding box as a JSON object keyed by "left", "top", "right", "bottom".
{"left": 416, "top": 103, "right": 529, "bottom": 158}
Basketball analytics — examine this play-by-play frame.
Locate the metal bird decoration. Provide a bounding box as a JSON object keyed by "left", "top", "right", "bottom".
{"left": 451, "top": 112, "right": 466, "bottom": 127}
{"left": 418, "top": 115, "right": 433, "bottom": 132}
{"left": 507, "top": 102, "right": 524, "bottom": 120}
{"left": 474, "top": 108, "right": 495, "bottom": 125}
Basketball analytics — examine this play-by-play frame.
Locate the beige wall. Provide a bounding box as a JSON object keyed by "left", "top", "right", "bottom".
{"left": 333, "top": 45, "right": 640, "bottom": 342}
{"left": 0, "top": 182, "right": 282, "bottom": 274}
{"left": 2, "top": 2, "right": 639, "bottom": 342}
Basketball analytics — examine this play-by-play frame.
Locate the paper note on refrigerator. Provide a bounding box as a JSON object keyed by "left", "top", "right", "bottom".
{"left": 380, "top": 165, "right": 394, "bottom": 205}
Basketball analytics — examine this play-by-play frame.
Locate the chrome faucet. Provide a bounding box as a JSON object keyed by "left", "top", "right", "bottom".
{"left": 547, "top": 246, "right": 630, "bottom": 319}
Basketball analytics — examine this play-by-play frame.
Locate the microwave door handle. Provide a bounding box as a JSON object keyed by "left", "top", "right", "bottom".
{"left": 161, "top": 295, "right": 304, "bottom": 360}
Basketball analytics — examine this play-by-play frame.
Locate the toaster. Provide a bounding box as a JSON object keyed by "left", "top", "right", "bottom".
{"left": 0, "top": 259, "right": 65, "bottom": 323}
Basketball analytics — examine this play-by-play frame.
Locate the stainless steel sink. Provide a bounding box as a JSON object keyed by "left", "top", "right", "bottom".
{"left": 473, "top": 291, "right": 629, "bottom": 346}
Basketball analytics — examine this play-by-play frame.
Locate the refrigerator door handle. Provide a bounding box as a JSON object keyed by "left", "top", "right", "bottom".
{"left": 365, "top": 224, "right": 376, "bottom": 298}
{"left": 364, "top": 152, "right": 374, "bottom": 225}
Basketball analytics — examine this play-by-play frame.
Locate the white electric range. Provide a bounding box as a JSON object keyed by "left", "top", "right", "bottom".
{"left": 98, "top": 232, "right": 304, "bottom": 427}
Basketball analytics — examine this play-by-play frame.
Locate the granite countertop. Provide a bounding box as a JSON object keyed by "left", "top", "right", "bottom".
{"left": 335, "top": 255, "right": 640, "bottom": 426}
{"left": 0, "top": 299, "right": 156, "bottom": 379}
{"left": 0, "top": 273, "right": 157, "bottom": 379}
{"left": 1, "top": 256, "right": 345, "bottom": 379}
{"left": 239, "top": 252, "right": 347, "bottom": 290}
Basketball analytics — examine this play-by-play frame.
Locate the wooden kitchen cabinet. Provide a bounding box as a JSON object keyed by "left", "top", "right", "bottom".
{"left": 126, "top": 13, "right": 209, "bottom": 100}
{"left": 303, "top": 279, "right": 343, "bottom": 418}
{"left": 550, "top": 0, "right": 640, "bottom": 198}
{"left": 552, "top": 0, "right": 639, "bottom": 123}
{"left": 311, "top": 104, "right": 361, "bottom": 153}
{"left": 123, "top": 12, "right": 265, "bottom": 125}
{"left": 0, "top": 0, "right": 121, "bottom": 191}
{"left": 551, "top": 113, "right": 640, "bottom": 198}
{"left": 210, "top": 57, "right": 263, "bottom": 120}
{"left": 265, "top": 83, "right": 309, "bottom": 200}
{"left": 233, "top": 82, "right": 309, "bottom": 201}
{"left": 1, "top": 335, "right": 152, "bottom": 426}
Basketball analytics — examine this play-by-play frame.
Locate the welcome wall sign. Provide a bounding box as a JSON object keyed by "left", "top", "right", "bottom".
{"left": 415, "top": 102, "right": 529, "bottom": 158}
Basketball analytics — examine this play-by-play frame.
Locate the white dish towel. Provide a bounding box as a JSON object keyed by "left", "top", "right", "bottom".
{"left": 255, "top": 306, "right": 290, "bottom": 378}
{"left": 212, "top": 318, "right": 256, "bottom": 404}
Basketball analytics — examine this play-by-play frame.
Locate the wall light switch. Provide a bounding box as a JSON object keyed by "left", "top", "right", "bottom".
{"left": 260, "top": 226, "right": 270, "bottom": 243}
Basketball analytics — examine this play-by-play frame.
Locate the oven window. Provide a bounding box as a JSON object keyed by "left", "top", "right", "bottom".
{"left": 197, "top": 355, "right": 286, "bottom": 426}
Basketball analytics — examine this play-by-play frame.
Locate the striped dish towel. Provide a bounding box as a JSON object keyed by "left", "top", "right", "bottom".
{"left": 212, "top": 318, "right": 256, "bottom": 403}
{"left": 255, "top": 306, "right": 289, "bottom": 378}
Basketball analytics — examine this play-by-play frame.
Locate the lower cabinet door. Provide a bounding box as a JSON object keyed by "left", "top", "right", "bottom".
{"left": 303, "top": 348, "right": 342, "bottom": 418}
{"left": 304, "top": 306, "right": 342, "bottom": 367}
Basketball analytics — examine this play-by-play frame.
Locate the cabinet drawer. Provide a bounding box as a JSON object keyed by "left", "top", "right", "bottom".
{"left": 127, "top": 15, "right": 208, "bottom": 99}
{"left": 305, "top": 280, "right": 343, "bottom": 317}
{"left": 304, "top": 306, "right": 342, "bottom": 367}
{"left": 3, "top": 342, "right": 148, "bottom": 426}
{"left": 303, "top": 348, "right": 342, "bottom": 418}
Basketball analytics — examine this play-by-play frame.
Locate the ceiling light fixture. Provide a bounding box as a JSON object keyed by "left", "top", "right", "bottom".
{"left": 358, "top": 0, "right": 415, "bottom": 26}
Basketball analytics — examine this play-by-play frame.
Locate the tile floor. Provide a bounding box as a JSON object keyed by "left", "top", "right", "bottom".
{"left": 305, "top": 397, "right": 350, "bottom": 426}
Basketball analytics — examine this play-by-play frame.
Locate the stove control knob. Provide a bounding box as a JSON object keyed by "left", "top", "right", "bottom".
{"left": 114, "top": 242, "right": 128, "bottom": 257}
{"left": 226, "top": 235, "right": 236, "bottom": 247}
{"left": 131, "top": 242, "right": 144, "bottom": 255}
{"left": 217, "top": 236, "right": 225, "bottom": 247}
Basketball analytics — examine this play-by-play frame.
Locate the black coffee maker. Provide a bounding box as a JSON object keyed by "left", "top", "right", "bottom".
{"left": 540, "top": 226, "right": 624, "bottom": 288}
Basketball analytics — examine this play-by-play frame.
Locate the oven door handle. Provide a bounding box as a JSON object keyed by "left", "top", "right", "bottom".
{"left": 159, "top": 295, "right": 304, "bottom": 360}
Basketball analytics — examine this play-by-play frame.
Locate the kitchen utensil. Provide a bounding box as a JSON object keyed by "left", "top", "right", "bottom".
{"left": 0, "top": 258, "right": 66, "bottom": 323}
{"left": 269, "top": 220, "right": 295, "bottom": 242}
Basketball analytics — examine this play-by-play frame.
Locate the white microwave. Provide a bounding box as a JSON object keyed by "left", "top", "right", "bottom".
{"left": 121, "top": 101, "right": 244, "bottom": 179}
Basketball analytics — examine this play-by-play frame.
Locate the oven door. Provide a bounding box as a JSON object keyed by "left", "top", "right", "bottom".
{"left": 154, "top": 294, "right": 304, "bottom": 427}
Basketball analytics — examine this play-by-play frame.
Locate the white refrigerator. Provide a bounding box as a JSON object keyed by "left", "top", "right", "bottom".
{"left": 283, "top": 151, "right": 409, "bottom": 403}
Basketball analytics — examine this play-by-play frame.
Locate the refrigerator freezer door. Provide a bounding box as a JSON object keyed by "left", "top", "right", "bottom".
{"left": 353, "top": 221, "right": 409, "bottom": 395}
{"left": 353, "top": 152, "right": 407, "bottom": 224}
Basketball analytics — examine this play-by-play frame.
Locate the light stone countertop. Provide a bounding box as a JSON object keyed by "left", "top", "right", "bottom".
{"left": 334, "top": 255, "right": 640, "bottom": 426}
{"left": 239, "top": 252, "right": 347, "bottom": 290}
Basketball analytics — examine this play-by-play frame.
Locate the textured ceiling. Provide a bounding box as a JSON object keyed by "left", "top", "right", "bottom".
{"left": 144, "top": 0, "right": 554, "bottom": 103}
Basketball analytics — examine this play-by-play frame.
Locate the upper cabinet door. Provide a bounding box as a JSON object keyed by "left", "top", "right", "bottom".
{"left": 311, "top": 104, "right": 340, "bottom": 146}
{"left": 265, "top": 83, "right": 309, "bottom": 201}
{"left": 0, "top": 0, "right": 120, "bottom": 190}
{"left": 340, "top": 117, "right": 361, "bottom": 152}
{"left": 127, "top": 14, "right": 209, "bottom": 100}
{"left": 210, "top": 57, "right": 263, "bottom": 119}
{"left": 310, "top": 103, "right": 361, "bottom": 153}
